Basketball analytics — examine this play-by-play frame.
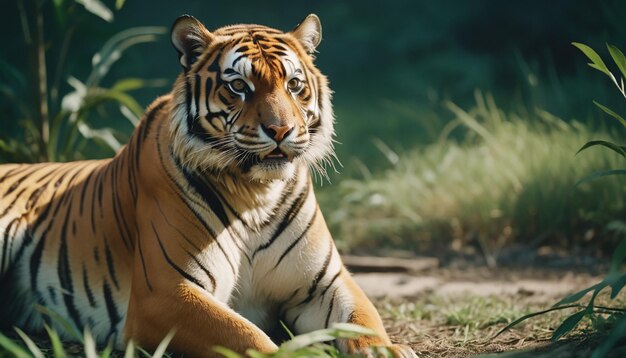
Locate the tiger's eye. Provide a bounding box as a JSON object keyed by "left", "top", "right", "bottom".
{"left": 229, "top": 79, "right": 247, "bottom": 93}
{"left": 287, "top": 78, "right": 303, "bottom": 93}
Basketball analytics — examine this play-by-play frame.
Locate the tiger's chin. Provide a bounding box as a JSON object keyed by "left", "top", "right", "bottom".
{"left": 246, "top": 159, "right": 297, "bottom": 182}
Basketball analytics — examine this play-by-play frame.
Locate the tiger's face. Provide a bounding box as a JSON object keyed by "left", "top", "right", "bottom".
{"left": 169, "top": 15, "right": 334, "bottom": 182}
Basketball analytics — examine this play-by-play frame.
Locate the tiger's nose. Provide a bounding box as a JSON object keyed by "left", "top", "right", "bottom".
{"left": 261, "top": 124, "right": 294, "bottom": 142}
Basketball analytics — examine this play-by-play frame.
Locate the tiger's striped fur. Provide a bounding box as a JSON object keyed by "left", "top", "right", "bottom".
{"left": 0, "top": 14, "right": 415, "bottom": 357}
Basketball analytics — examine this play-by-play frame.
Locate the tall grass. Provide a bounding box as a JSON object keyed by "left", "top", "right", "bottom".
{"left": 320, "top": 92, "right": 626, "bottom": 260}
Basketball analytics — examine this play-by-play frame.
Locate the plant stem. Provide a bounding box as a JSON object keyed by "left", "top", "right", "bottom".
{"left": 32, "top": 0, "right": 49, "bottom": 161}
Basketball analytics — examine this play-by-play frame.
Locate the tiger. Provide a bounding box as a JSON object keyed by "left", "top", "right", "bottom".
{"left": 0, "top": 14, "right": 416, "bottom": 357}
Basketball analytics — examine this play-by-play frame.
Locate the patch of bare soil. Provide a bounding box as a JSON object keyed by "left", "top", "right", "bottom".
{"left": 351, "top": 259, "right": 623, "bottom": 357}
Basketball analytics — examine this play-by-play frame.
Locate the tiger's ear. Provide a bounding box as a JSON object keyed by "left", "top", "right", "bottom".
{"left": 290, "top": 14, "right": 322, "bottom": 53}
{"left": 171, "top": 15, "right": 213, "bottom": 69}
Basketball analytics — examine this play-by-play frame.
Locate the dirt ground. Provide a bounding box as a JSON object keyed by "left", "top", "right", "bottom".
{"left": 353, "top": 261, "right": 623, "bottom": 357}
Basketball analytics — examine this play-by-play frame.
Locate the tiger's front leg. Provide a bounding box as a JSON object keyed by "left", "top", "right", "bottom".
{"left": 281, "top": 208, "right": 416, "bottom": 357}
{"left": 124, "top": 206, "right": 277, "bottom": 357}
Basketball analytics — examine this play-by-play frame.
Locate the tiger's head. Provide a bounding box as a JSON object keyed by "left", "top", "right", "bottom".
{"left": 169, "top": 14, "right": 334, "bottom": 183}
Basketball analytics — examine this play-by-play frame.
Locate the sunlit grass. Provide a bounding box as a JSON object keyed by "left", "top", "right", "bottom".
{"left": 321, "top": 93, "right": 626, "bottom": 258}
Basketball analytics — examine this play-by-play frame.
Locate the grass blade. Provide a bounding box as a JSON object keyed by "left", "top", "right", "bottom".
{"left": 124, "top": 340, "right": 136, "bottom": 358}
{"left": 0, "top": 331, "right": 31, "bottom": 358}
{"left": 44, "top": 324, "right": 66, "bottom": 358}
{"left": 35, "top": 305, "right": 82, "bottom": 342}
{"left": 576, "top": 140, "right": 626, "bottom": 158}
{"left": 151, "top": 330, "right": 175, "bottom": 358}
{"left": 14, "top": 328, "right": 44, "bottom": 358}
{"left": 83, "top": 329, "right": 98, "bottom": 358}
{"left": 212, "top": 347, "right": 244, "bottom": 358}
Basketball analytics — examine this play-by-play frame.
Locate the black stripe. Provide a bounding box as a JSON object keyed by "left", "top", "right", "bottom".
{"left": 0, "top": 188, "right": 26, "bottom": 220}
{"left": 325, "top": 288, "right": 339, "bottom": 328}
{"left": 82, "top": 263, "right": 97, "bottom": 307}
{"left": 298, "top": 242, "right": 334, "bottom": 306}
{"left": 136, "top": 238, "right": 153, "bottom": 291}
{"left": 79, "top": 170, "right": 93, "bottom": 216}
{"left": 104, "top": 239, "right": 120, "bottom": 289}
{"left": 185, "top": 250, "right": 217, "bottom": 293}
{"left": 103, "top": 281, "right": 121, "bottom": 341}
{"left": 320, "top": 269, "right": 342, "bottom": 298}
{"left": 272, "top": 210, "right": 318, "bottom": 270}
{"left": 155, "top": 121, "right": 236, "bottom": 274}
{"left": 58, "top": 213, "right": 83, "bottom": 329}
{"left": 253, "top": 182, "right": 310, "bottom": 258}
{"left": 151, "top": 222, "right": 206, "bottom": 290}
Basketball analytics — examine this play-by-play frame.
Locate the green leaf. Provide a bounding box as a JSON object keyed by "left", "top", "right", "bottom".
{"left": 123, "top": 340, "right": 135, "bottom": 358}
{"left": 610, "top": 239, "right": 626, "bottom": 274}
{"left": 572, "top": 42, "right": 611, "bottom": 76}
{"left": 14, "top": 328, "right": 44, "bottom": 358}
{"left": 0, "top": 331, "right": 31, "bottom": 358}
{"left": 608, "top": 44, "right": 626, "bottom": 81}
{"left": 115, "top": 0, "right": 126, "bottom": 10}
{"left": 576, "top": 140, "right": 626, "bottom": 158}
{"left": 575, "top": 169, "right": 626, "bottom": 186}
{"left": 551, "top": 310, "right": 587, "bottom": 341}
{"left": 553, "top": 283, "right": 603, "bottom": 307}
{"left": 593, "top": 100, "right": 626, "bottom": 128}
{"left": 44, "top": 324, "right": 66, "bottom": 358}
{"left": 74, "top": 0, "right": 113, "bottom": 22}
{"left": 609, "top": 274, "right": 626, "bottom": 299}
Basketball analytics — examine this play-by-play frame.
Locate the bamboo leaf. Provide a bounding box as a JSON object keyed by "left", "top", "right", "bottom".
{"left": 593, "top": 101, "right": 626, "bottom": 128}
{"left": 553, "top": 283, "right": 603, "bottom": 307}
{"left": 115, "top": 0, "right": 126, "bottom": 10}
{"left": 74, "top": 0, "right": 113, "bottom": 22}
{"left": 493, "top": 304, "right": 584, "bottom": 338}
{"left": 608, "top": 44, "right": 626, "bottom": 81}
{"left": 573, "top": 42, "right": 611, "bottom": 76}
{"left": 88, "top": 27, "right": 166, "bottom": 87}
{"left": 551, "top": 310, "right": 587, "bottom": 341}
{"left": 610, "top": 239, "right": 626, "bottom": 274}
{"left": 575, "top": 169, "right": 626, "bottom": 186}
{"left": 576, "top": 140, "right": 626, "bottom": 158}
{"left": 609, "top": 274, "right": 626, "bottom": 299}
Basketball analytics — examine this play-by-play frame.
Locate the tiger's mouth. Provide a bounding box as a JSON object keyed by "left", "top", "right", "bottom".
{"left": 261, "top": 148, "right": 290, "bottom": 161}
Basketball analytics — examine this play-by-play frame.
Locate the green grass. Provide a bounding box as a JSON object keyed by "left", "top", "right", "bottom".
{"left": 320, "top": 93, "right": 626, "bottom": 258}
